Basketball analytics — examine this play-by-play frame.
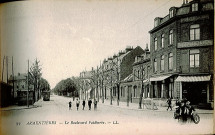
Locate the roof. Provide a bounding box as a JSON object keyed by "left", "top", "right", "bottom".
{"left": 9, "top": 73, "right": 27, "bottom": 81}
{"left": 122, "top": 74, "right": 133, "bottom": 82}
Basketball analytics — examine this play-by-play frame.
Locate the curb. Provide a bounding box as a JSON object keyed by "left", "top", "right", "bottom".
{"left": 0, "top": 105, "right": 39, "bottom": 111}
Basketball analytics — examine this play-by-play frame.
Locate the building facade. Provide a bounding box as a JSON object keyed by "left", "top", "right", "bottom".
{"left": 149, "top": 0, "right": 214, "bottom": 107}
{"left": 120, "top": 45, "right": 151, "bottom": 104}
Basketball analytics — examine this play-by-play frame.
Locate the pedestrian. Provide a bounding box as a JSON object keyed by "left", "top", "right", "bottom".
{"left": 166, "top": 98, "right": 172, "bottom": 111}
{"left": 76, "top": 99, "right": 80, "bottom": 111}
{"left": 82, "top": 100, "right": 86, "bottom": 110}
{"left": 69, "top": 101, "right": 72, "bottom": 110}
{"left": 88, "top": 99, "right": 92, "bottom": 110}
{"left": 94, "top": 100, "right": 97, "bottom": 110}
{"left": 176, "top": 97, "right": 181, "bottom": 106}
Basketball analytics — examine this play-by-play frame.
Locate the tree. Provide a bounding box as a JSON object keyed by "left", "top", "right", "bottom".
{"left": 53, "top": 78, "right": 78, "bottom": 97}
{"left": 39, "top": 78, "right": 50, "bottom": 92}
{"left": 29, "top": 59, "right": 42, "bottom": 102}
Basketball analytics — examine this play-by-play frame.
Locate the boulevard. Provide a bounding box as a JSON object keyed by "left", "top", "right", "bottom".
{"left": 1, "top": 95, "right": 213, "bottom": 135}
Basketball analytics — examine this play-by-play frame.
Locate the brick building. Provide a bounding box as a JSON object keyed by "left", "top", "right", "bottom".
{"left": 149, "top": 0, "right": 214, "bottom": 107}
{"left": 99, "top": 46, "right": 144, "bottom": 102}
{"left": 79, "top": 70, "right": 94, "bottom": 100}
{"left": 120, "top": 45, "right": 151, "bottom": 104}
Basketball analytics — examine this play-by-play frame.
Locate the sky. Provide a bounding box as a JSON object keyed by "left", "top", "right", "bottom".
{"left": 0, "top": 0, "right": 182, "bottom": 88}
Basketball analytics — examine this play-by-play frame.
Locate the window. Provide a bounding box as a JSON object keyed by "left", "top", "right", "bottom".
{"left": 192, "top": 3, "right": 198, "bottom": 12}
{"left": 190, "top": 49, "right": 199, "bottom": 68}
{"left": 137, "top": 70, "right": 140, "bottom": 79}
{"left": 169, "top": 83, "right": 173, "bottom": 98}
{"left": 147, "top": 66, "right": 150, "bottom": 78}
{"left": 169, "top": 9, "right": 174, "bottom": 18}
{"left": 133, "top": 86, "right": 137, "bottom": 97}
{"left": 168, "top": 53, "right": 173, "bottom": 70}
{"left": 161, "top": 55, "right": 164, "bottom": 71}
{"left": 161, "top": 34, "right": 164, "bottom": 48}
{"left": 133, "top": 69, "right": 136, "bottom": 80}
{"left": 190, "top": 24, "right": 200, "bottom": 40}
{"left": 154, "top": 37, "right": 157, "bottom": 51}
{"left": 142, "top": 69, "right": 145, "bottom": 79}
{"left": 169, "top": 30, "right": 173, "bottom": 45}
{"left": 154, "top": 59, "right": 157, "bottom": 72}
{"left": 121, "top": 87, "right": 123, "bottom": 97}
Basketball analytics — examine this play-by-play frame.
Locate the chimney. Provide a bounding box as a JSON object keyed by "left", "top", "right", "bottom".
{"left": 125, "top": 46, "right": 133, "bottom": 53}
{"left": 113, "top": 54, "right": 117, "bottom": 59}
{"left": 108, "top": 57, "right": 113, "bottom": 60}
{"left": 118, "top": 50, "right": 125, "bottom": 56}
{"left": 145, "top": 43, "right": 149, "bottom": 52}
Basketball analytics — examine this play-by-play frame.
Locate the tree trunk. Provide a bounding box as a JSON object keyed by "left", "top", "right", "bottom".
{"left": 117, "top": 83, "right": 120, "bottom": 106}
{"left": 102, "top": 80, "right": 104, "bottom": 103}
{"left": 139, "top": 82, "right": 144, "bottom": 109}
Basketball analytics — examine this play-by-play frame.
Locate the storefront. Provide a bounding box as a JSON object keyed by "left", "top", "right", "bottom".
{"left": 175, "top": 75, "right": 211, "bottom": 105}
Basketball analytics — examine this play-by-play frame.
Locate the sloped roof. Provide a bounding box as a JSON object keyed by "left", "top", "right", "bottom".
{"left": 122, "top": 74, "right": 133, "bottom": 82}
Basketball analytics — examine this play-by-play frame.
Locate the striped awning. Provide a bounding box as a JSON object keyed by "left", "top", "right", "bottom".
{"left": 150, "top": 75, "right": 172, "bottom": 82}
{"left": 175, "top": 75, "right": 211, "bottom": 82}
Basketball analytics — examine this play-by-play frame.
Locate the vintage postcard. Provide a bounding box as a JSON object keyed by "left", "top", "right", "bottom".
{"left": 0, "top": 0, "right": 214, "bottom": 134}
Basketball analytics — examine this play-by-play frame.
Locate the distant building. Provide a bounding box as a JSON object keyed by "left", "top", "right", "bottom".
{"left": 149, "top": 0, "right": 214, "bottom": 108}
{"left": 9, "top": 73, "right": 34, "bottom": 105}
{"left": 79, "top": 70, "right": 94, "bottom": 100}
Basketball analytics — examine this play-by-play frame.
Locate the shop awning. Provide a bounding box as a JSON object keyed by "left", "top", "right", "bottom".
{"left": 150, "top": 75, "right": 172, "bottom": 82}
{"left": 175, "top": 75, "right": 211, "bottom": 82}
{"left": 143, "top": 79, "right": 149, "bottom": 83}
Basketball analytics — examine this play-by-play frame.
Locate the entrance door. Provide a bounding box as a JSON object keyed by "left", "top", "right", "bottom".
{"left": 182, "top": 82, "right": 207, "bottom": 105}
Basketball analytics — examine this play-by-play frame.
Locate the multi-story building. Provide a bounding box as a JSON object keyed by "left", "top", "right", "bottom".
{"left": 9, "top": 73, "right": 34, "bottom": 105}
{"left": 149, "top": 0, "right": 214, "bottom": 108}
{"left": 98, "top": 46, "right": 145, "bottom": 102}
{"left": 79, "top": 70, "right": 94, "bottom": 100}
{"left": 120, "top": 45, "right": 151, "bottom": 104}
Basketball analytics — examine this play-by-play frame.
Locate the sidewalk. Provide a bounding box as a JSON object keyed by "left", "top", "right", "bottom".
{"left": 99, "top": 99, "right": 214, "bottom": 114}
{"left": 0, "top": 99, "right": 43, "bottom": 111}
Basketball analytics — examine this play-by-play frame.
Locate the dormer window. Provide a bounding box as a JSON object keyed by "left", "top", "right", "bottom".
{"left": 192, "top": 3, "right": 198, "bottom": 12}
{"left": 169, "top": 9, "right": 174, "bottom": 18}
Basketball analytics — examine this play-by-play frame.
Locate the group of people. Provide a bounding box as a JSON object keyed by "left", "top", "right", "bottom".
{"left": 68, "top": 98, "right": 97, "bottom": 111}
{"left": 167, "top": 97, "right": 196, "bottom": 120}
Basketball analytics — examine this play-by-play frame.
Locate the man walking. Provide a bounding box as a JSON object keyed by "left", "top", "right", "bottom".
{"left": 167, "top": 98, "right": 172, "bottom": 111}
{"left": 88, "top": 99, "right": 92, "bottom": 110}
{"left": 94, "top": 100, "right": 97, "bottom": 110}
{"left": 69, "top": 101, "right": 72, "bottom": 110}
{"left": 76, "top": 99, "right": 80, "bottom": 111}
{"left": 82, "top": 100, "right": 86, "bottom": 110}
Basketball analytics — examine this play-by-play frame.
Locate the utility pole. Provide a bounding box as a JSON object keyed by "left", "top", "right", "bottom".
{"left": 2, "top": 56, "right": 5, "bottom": 82}
{"left": 27, "top": 59, "right": 29, "bottom": 107}
{"left": 12, "top": 56, "right": 15, "bottom": 100}
{"left": 6, "top": 56, "right": 8, "bottom": 84}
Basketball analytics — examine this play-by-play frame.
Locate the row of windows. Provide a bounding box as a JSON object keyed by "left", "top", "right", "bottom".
{"left": 154, "top": 30, "right": 173, "bottom": 51}
{"left": 153, "top": 49, "right": 199, "bottom": 73}
{"left": 154, "top": 24, "right": 200, "bottom": 51}
{"left": 169, "top": 3, "right": 198, "bottom": 19}
{"left": 154, "top": 53, "right": 173, "bottom": 72}
{"left": 120, "top": 86, "right": 150, "bottom": 98}
{"left": 133, "top": 66, "right": 150, "bottom": 80}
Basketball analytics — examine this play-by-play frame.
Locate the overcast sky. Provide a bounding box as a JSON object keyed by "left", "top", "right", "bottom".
{"left": 1, "top": 0, "right": 182, "bottom": 88}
